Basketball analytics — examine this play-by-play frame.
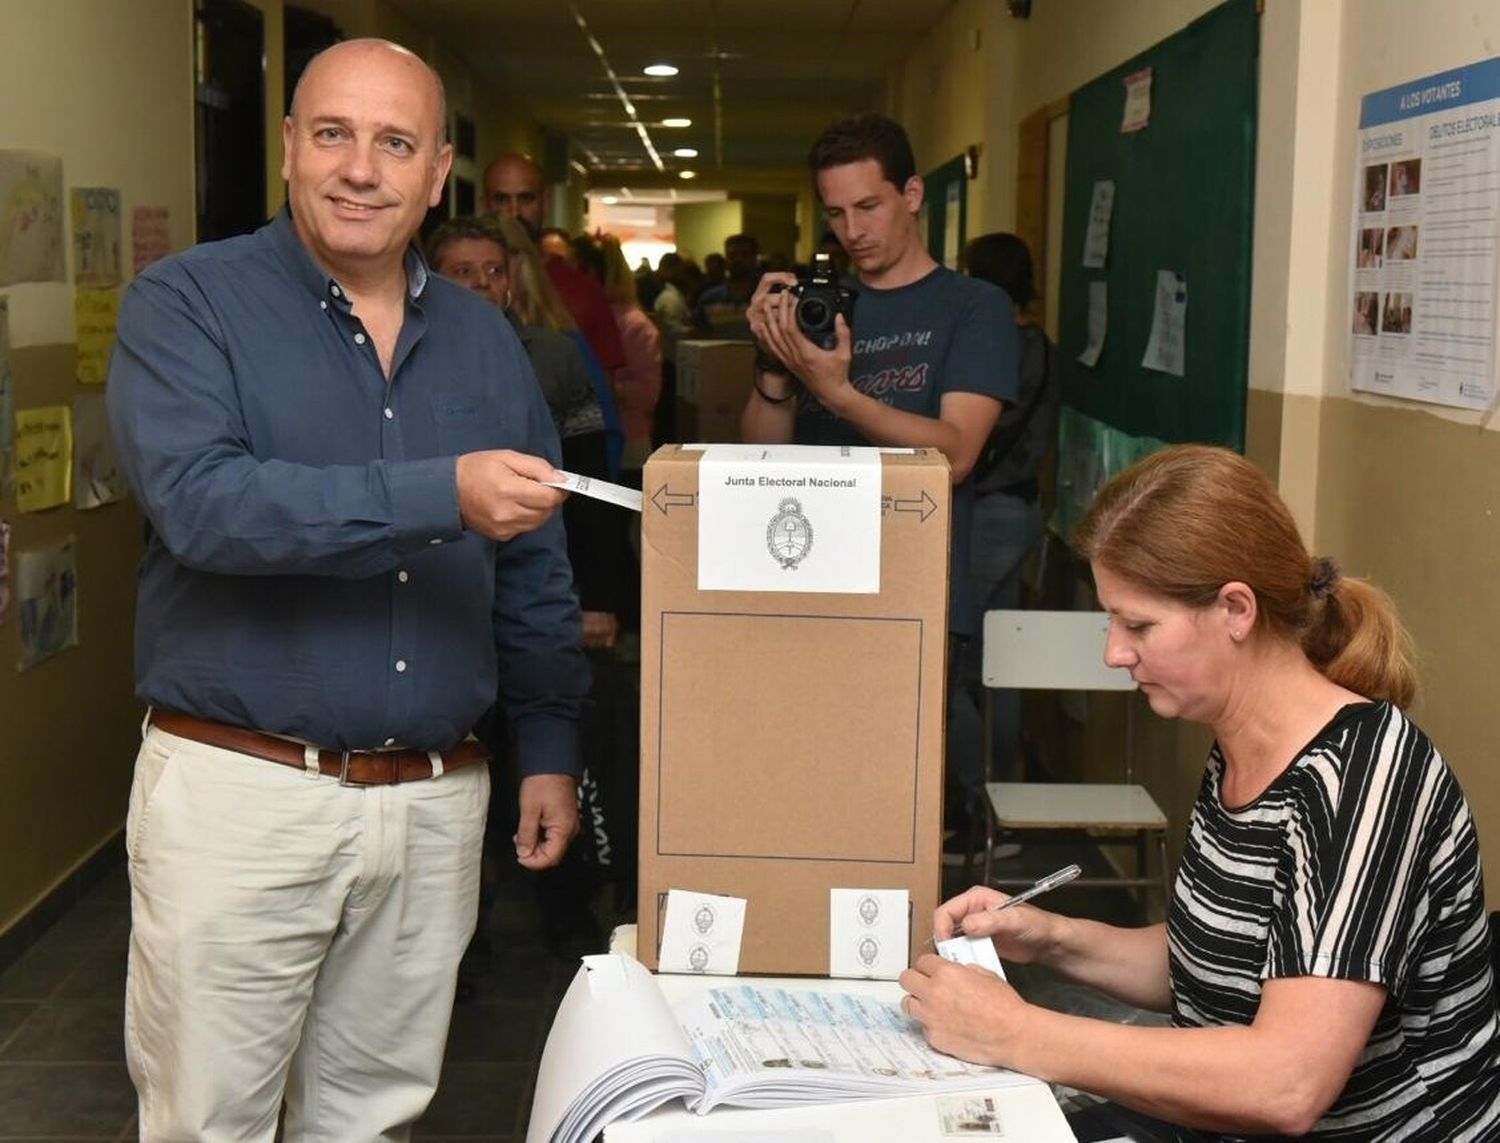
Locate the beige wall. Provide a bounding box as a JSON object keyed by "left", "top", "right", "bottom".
{"left": 1299, "top": 0, "right": 1500, "bottom": 902}
{"left": 672, "top": 200, "right": 744, "bottom": 267}
{"left": 891, "top": 0, "right": 1220, "bottom": 238}
{"left": 0, "top": 0, "right": 195, "bottom": 936}
{"left": 892, "top": 0, "right": 1500, "bottom": 903}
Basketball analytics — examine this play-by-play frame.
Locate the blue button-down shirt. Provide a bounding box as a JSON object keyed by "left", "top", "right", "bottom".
{"left": 106, "top": 210, "right": 586, "bottom": 773}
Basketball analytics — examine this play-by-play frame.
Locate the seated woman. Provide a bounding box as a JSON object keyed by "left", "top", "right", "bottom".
{"left": 900, "top": 445, "right": 1499, "bottom": 1141}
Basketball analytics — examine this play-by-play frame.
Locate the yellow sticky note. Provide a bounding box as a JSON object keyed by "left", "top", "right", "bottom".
{"left": 14, "top": 405, "right": 72, "bottom": 512}
{"left": 75, "top": 286, "right": 119, "bottom": 384}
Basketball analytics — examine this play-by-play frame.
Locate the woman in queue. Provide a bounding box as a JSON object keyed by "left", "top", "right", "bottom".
{"left": 900, "top": 445, "right": 1499, "bottom": 1141}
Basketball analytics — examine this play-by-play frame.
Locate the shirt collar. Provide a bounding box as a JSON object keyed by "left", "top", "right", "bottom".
{"left": 268, "top": 206, "right": 431, "bottom": 307}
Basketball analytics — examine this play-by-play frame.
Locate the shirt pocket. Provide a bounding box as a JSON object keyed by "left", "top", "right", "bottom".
{"left": 429, "top": 391, "right": 505, "bottom": 455}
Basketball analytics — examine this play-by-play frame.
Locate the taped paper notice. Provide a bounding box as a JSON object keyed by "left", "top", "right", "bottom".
{"left": 696, "top": 444, "right": 881, "bottom": 593}
{"left": 659, "top": 890, "right": 747, "bottom": 975}
{"left": 829, "top": 888, "right": 909, "bottom": 980}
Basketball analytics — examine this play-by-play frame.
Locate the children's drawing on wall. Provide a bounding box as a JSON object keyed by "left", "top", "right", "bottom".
{"left": 71, "top": 186, "right": 121, "bottom": 287}
{"left": 131, "top": 205, "right": 170, "bottom": 276}
{"left": 0, "top": 520, "right": 10, "bottom": 627}
{"left": 16, "top": 535, "right": 77, "bottom": 671}
{"left": 0, "top": 150, "right": 65, "bottom": 286}
{"left": 0, "top": 297, "right": 13, "bottom": 496}
{"left": 13, "top": 405, "right": 72, "bottom": 513}
{"left": 74, "top": 286, "right": 120, "bottom": 384}
{"left": 72, "top": 394, "right": 127, "bottom": 509}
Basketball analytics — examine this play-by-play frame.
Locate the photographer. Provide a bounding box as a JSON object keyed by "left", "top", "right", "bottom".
{"left": 742, "top": 113, "right": 1018, "bottom": 837}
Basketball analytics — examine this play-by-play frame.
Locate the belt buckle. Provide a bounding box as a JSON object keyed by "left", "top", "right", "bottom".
{"left": 337, "top": 750, "right": 366, "bottom": 788}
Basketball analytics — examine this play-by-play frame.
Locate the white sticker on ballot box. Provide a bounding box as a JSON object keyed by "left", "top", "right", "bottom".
{"left": 696, "top": 444, "right": 882, "bottom": 593}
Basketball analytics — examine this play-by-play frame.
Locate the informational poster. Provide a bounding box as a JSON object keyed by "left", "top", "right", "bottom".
{"left": 1350, "top": 58, "right": 1500, "bottom": 410}
{"left": 72, "top": 394, "right": 127, "bottom": 510}
{"left": 0, "top": 150, "right": 65, "bottom": 285}
{"left": 1121, "top": 67, "right": 1153, "bottom": 133}
{"left": 71, "top": 186, "right": 122, "bottom": 287}
{"left": 74, "top": 286, "right": 120, "bottom": 384}
{"left": 132, "top": 205, "right": 170, "bottom": 276}
{"left": 0, "top": 297, "right": 12, "bottom": 496}
{"left": 1082, "top": 180, "right": 1115, "bottom": 269}
{"left": 14, "top": 405, "right": 72, "bottom": 513}
{"left": 1142, "top": 270, "right": 1187, "bottom": 377}
{"left": 15, "top": 535, "right": 78, "bottom": 671}
{"left": 943, "top": 181, "right": 961, "bottom": 270}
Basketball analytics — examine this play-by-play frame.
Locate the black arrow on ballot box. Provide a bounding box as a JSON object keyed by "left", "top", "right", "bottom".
{"left": 650, "top": 486, "right": 696, "bottom": 515}
{"left": 889, "top": 490, "right": 938, "bottom": 522}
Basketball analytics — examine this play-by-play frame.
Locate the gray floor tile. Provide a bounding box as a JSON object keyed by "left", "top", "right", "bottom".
{"left": 0, "top": 1063, "right": 136, "bottom": 1135}
{"left": 0, "top": 943, "right": 90, "bottom": 1002}
{"left": 32, "top": 895, "right": 131, "bottom": 951}
{"left": 412, "top": 1062, "right": 531, "bottom": 1137}
{"left": 0, "top": 1004, "right": 40, "bottom": 1054}
{"left": 54, "top": 950, "right": 129, "bottom": 1002}
{"left": 445, "top": 1001, "right": 546, "bottom": 1063}
{"left": 0, "top": 1001, "right": 126, "bottom": 1063}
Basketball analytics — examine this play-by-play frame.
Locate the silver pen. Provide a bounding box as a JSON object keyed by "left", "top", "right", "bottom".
{"left": 990, "top": 863, "right": 1082, "bottom": 913}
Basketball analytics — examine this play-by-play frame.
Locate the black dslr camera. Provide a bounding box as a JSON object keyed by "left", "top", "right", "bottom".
{"left": 775, "top": 252, "right": 857, "bottom": 350}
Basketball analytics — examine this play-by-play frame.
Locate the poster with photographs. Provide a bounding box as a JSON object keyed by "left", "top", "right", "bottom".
{"left": 1350, "top": 58, "right": 1500, "bottom": 410}
{"left": 16, "top": 535, "right": 78, "bottom": 671}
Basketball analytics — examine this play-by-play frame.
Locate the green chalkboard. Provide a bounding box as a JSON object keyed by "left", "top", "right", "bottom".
{"left": 1057, "top": 0, "right": 1258, "bottom": 448}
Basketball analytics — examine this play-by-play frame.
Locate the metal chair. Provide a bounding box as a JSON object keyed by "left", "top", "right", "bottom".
{"left": 979, "top": 609, "right": 1172, "bottom": 909}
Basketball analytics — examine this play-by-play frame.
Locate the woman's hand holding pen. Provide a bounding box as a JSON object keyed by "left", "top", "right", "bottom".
{"left": 933, "top": 885, "right": 1058, "bottom": 965}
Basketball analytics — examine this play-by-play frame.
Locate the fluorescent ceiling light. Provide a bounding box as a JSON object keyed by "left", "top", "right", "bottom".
{"left": 662, "top": 117, "right": 692, "bottom": 128}
{"left": 643, "top": 63, "right": 678, "bottom": 77}
{"left": 679, "top": 170, "right": 697, "bottom": 180}
{"left": 602, "top": 196, "right": 619, "bottom": 204}
{"left": 672, "top": 147, "right": 699, "bottom": 158}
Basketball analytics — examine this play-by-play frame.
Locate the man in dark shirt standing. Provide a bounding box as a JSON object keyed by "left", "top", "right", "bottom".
{"left": 106, "top": 40, "right": 587, "bottom": 1141}
{"left": 742, "top": 114, "right": 1016, "bottom": 842}
{"left": 483, "top": 152, "right": 628, "bottom": 384}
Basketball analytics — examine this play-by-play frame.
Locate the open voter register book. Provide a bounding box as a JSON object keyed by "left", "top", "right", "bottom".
{"left": 525, "top": 954, "right": 1039, "bottom": 1143}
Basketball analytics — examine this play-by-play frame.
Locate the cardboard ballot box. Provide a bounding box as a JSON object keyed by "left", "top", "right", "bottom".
{"left": 638, "top": 444, "right": 950, "bottom": 976}
{"left": 675, "top": 339, "right": 756, "bottom": 443}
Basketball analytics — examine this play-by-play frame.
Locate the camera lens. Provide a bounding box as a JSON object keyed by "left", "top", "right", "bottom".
{"left": 798, "top": 298, "right": 829, "bottom": 327}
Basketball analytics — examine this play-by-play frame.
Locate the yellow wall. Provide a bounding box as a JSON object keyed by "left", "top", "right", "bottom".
{"left": 1299, "top": 0, "right": 1500, "bottom": 901}
{"left": 672, "top": 201, "right": 744, "bottom": 267}
{"left": 894, "top": 0, "right": 1500, "bottom": 904}
{"left": 0, "top": 0, "right": 195, "bottom": 936}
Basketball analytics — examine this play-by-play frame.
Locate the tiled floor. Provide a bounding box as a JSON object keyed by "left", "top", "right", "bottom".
{"left": 0, "top": 833, "right": 1150, "bottom": 1142}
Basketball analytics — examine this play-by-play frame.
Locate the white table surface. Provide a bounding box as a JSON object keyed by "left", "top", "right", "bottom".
{"left": 599, "top": 927, "right": 1077, "bottom": 1142}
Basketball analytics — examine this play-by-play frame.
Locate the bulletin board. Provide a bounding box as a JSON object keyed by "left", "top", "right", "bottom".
{"left": 1056, "top": 0, "right": 1258, "bottom": 450}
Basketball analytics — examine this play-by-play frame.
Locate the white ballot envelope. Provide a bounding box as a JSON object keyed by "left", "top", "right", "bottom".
{"left": 934, "top": 934, "right": 1007, "bottom": 980}
{"left": 543, "top": 470, "right": 643, "bottom": 512}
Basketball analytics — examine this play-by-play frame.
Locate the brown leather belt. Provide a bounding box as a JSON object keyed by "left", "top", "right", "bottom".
{"left": 149, "top": 710, "right": 489, "bottom": 786}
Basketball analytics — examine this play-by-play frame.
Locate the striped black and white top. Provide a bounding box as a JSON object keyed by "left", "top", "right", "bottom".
{"left": 1170, "top": 702, "right": 1500, "bottom": 1141}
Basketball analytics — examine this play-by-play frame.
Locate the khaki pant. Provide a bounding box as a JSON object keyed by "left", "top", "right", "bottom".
{"left": 124, "top": 724, "right": 489, "bottom": 1141}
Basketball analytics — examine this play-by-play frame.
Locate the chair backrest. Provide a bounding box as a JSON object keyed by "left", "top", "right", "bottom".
{"left": 982, "top": 610, "right": 1136, "bottom": 693}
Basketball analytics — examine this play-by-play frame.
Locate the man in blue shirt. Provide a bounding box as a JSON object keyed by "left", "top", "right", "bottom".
{"left": 106, "top": 39, "right": 587, "bottom": 1141}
